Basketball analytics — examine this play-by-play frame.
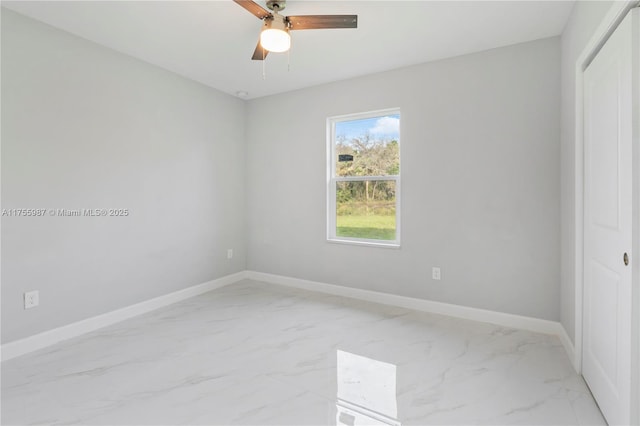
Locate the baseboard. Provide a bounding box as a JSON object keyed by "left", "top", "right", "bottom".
{"left": 3, "top": 270, "right": 575, "bottom": 366}
{"left": 557, "top": 324, "right": 578, "bottom": 372}
{"left": 1, "top": 271, "right": 248, "bottom": 362}
{"left": 246, "top": 271, "right": 563, "bottom": 337}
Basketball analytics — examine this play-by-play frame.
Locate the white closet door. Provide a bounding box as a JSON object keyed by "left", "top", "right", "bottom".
{"left": 582, "top": 9, "right": 636, "bottom": 426}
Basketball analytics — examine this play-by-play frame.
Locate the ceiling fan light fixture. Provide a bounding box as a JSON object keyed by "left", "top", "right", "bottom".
{"left": 234, "top": 0, "right": 357, "bottom": 61}
{"left": 260, "top": 17, "right": 291, "bottom": 53}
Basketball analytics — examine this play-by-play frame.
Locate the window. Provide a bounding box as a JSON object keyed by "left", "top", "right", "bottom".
{"left": 327, "top": 109, "right": 400, "bottom": 247}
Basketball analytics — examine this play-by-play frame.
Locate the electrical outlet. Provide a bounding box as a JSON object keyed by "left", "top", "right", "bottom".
{"left": 227, "top": 249, "right": 233, "bottom": 260}
{"left": 24, "top": 290, "right": 39, "bottom": 309}
{"left": 432, "top": 267, "right": 441, "bottom": 281}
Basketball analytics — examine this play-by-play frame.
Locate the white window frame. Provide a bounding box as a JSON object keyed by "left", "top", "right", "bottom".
{"left": 326, "top": 108, "right": 401, "bottom": 248}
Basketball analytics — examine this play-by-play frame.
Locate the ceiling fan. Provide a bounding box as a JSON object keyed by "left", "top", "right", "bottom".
{"left": 234, "top": 0, "right": 358, "bottom": 60}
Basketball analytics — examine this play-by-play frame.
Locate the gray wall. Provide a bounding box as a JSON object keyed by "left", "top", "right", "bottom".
{"left": 560, "top": 1, "right": 614, "bottom": 345}
{"left": 2, "top": 8, "right": 566, "bottom": 344}
{"left": 1, "top": 10, "right": 246, "bottom": 343}
{"left": 246, "top": 37, "right": 561, "bottom": 321}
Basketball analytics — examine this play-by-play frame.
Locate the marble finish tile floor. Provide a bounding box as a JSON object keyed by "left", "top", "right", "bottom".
{"left": 2, "top": 280, "right": 606, "bottom": 425}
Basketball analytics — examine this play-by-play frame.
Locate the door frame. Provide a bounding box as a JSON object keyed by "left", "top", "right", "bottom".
{"left": 573, "top": 1, "right": 639, "bottom": 424}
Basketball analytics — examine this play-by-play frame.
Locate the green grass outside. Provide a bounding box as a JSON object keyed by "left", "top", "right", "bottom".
{"left": 336, "top": 214, "right": 396, "bottom": 240}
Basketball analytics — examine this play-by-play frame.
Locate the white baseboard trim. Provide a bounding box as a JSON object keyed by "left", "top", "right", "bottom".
{"left": 557, "top": 324, "right": 578, "bottom": 372}
{"left": 246, "top": 271, "right": 564, "bottom": 337}
{"left": 1, "top": 271, "right": 248, "bottom": 362}
{"left": 3, "top": 270, "right": 576, "bottom": 367}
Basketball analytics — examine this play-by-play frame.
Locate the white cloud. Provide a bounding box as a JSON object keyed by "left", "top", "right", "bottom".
{"left": 370, "top": 116, "right": 399, "bottom": 136}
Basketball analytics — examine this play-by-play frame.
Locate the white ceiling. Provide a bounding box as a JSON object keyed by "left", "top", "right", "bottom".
{"left": 3, "top": 0, "right": 574, "bottom": 99}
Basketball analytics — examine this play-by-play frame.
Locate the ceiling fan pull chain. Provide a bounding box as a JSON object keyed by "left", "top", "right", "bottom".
{"left": 287, "top": 49, "right": 290, "bottom": 72}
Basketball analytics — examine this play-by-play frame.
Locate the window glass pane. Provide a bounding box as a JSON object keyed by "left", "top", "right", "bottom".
{"left": 335, "top": 114, "right": 400, "bottom": 177}
{"left": 336, "top": 180, "right": 396, "bottom": 240}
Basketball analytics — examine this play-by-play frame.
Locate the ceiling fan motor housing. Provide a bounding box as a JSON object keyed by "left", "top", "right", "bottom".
{"left": 263, "top": 13, "right": 289, "bottom": 29}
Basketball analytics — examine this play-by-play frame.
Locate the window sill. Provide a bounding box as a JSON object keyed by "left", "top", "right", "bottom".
{"left": 327, "top": 238, "right": 401, "bottom": 249}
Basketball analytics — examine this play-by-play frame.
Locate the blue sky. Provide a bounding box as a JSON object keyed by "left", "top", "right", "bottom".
{"left": 336, "top": 114, "right": 400, "bottom": 141}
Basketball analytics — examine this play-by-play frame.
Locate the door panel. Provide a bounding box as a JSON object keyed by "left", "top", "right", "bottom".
{"left": 583, "top": 10, "right": 633, "bottom": 426}
{"left": 589, "top": 260, "right": 620, "bottom": 386}
{"left": 589, "top": 59, "right": 620, "bottom": 230}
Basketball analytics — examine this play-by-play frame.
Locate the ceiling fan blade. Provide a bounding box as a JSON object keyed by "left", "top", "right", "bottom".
{"left": 251, "top": 39, "right": 269, "bottom": 60}
{"left": 287, "top": 15, "right": 357, "bottom": 30}
{"left": 234, "top": 0, "right": 272, "bottom": 20}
